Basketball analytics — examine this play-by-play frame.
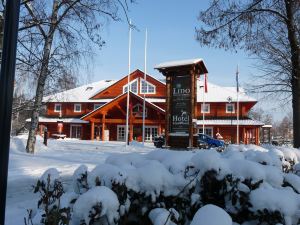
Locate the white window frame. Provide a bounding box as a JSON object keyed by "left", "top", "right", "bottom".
{"left": 54, "top": 103, "right": 61, "bottom": 113}
{"left": 201, "top": 103, "right": 210, "bottom": 113}
{"left": 198, "top": 127, "right": 213, "bottom": 137}
{"left": 140, "top": 78, "right": 156, "bottom": 94}
{"left": 117, "top": 125, "right": 126, "bottom": 141}
{"left": 145, "top": 126, "right": 158, "bottom": 142}
{"left": 70, "top": 124, "right": 82, "bottom": 139}
{"left": 74, "top": 103, "right": 82, "bottom": 112}
{"left": 94, "top": 103, "right": 102, "bottom": 110}
{"left": 226, "top": 103, "right": 235, "bottom": 113}
{"left": 123, "top": 78, "right": 139, "bottom": 94}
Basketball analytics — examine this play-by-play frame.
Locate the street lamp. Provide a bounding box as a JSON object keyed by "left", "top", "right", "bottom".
{"left": 227, "top": 96, "right": 233, "bottom": 143}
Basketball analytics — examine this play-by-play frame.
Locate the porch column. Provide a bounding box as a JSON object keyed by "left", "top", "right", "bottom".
{"left": 243, "top": 127, "right": 246, "bottom": 144}
{"left": 129, "top": 124, "right": 133, "bottom": 142}
{"left": 255, "top": 127, "right": 259, "bottom": 145}
{"left": 101, "top": 113, "right": 106, "bottom": 141}
{"left": 158, "top": 123, "right": 162, "bottom": 135}
{"left": 90, "top": 121, "right": 95, "bottom": 140}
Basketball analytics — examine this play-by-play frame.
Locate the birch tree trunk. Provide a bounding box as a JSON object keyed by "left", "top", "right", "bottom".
{"left": 26, "top": 1, "right": 59, "bottom": 153}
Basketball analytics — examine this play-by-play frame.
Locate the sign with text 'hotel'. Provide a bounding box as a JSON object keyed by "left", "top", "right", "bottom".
{"left": 171, "top": 75, "right": 191, "bottom": 133}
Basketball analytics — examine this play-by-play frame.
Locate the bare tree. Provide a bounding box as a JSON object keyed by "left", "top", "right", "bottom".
{"left": 196, "top": 0, "right": 300, "bottom": 147}
{"left": 16, "top": 0, "right": 132, "bottom": 153}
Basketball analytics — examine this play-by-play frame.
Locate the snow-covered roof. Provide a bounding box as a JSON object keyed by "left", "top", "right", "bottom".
{"left": 26, "top": 117, "right": 89, "bottom": 124}
{"left": 155, "top": 58, "right": 204, "bottom": 69}
{"left": 43, "top": 80, "right": 117, "bottom": 103}
{"left": 197, "top": 80, "right": 256, "bottom": 102}
{"left": 196, "top": 119, "right": 264, "bottom": 126}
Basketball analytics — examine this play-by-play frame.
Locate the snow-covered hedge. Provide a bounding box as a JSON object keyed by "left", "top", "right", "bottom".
{"left": 26, "top": 144, "right": 300, "bottom": 225}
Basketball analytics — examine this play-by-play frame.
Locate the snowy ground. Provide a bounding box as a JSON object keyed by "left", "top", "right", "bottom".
{"left": 5, "top": 135, "right": 300, "bottom": 225}
{"left": 6, "top": 135, "right": 154, "bottom": 225}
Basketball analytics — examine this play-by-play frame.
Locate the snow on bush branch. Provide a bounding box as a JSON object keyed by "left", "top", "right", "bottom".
{"left": 26, "top": 144, "right": 300, "bottom": 225}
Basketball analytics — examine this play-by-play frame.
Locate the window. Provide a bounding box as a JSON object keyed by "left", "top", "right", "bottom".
{"left": 132, "top": 104, "right": 147, "bottom": 117}
{"left": 74, "top": 104, "right": 81, "bottom": 112}
{"left": 54, "top": 103, "right": 61, "bottom": 112}
{"left": 94, "top": 103, "right": 102, "bottom": 110}
{"left": 145, "top": 126, "right": 158, "bottom": 141}
{"left": 198, "top": 127, "right": 213, "bottom": 137}
{"left": 226, "top": 103, "right": 235, "bottom": 113}
{"left": 117, "top": 125, "right": 126, "bottom": 141}
{"left": 140, "top": 79, "right": 156, "bottom": 94}
{"left": 123, "top": 79, "right": 138, "bottom": 94}
{"left": 201, "top": 103, "right": 210, "bottom": 113}
{"left": 70, "top": 125, "right": 82, "bottom": 139}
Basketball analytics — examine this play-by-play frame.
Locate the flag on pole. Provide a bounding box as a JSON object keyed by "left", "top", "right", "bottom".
{"left": 204, "top": 73, "right": 208, "bottom": 93}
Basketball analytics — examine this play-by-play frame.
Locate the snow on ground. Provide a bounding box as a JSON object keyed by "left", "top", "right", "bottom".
{"left": 6, "top": 135, "right": 153, "bottom": 225}
{"left": 5, "top": 135, "right": 300, "bottom": 225}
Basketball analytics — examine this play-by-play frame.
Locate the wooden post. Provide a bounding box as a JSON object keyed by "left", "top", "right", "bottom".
{"left": 243, "top": 127, "right": 246, "bottom": 144}
{"left": 158, "top": 123, "right": 162, "bottom": 135}
{"left": 255, "top": 127, "right": 259, "bottom": 145}
{"left": 90, "top": 121, "right": 95, "bottom": 140}
{"left": 102, "top": 113, "right": 106, "bottom": 141}
{"left": 129, "top": 123, "right": 133, "bottom": 141}
{"left": 189, "top": 70, "right": 195, "bottom": 148}
{"left": 165, "top": 75, "right": 171, "bottom": 146}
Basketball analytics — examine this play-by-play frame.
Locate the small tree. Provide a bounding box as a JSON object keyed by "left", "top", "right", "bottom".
{"left": 196, "top": 0, "right": 300, "bottom": 147}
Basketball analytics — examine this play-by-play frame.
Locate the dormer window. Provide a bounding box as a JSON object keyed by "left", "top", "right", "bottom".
{"left": 140, "top": 79, "right": 156, "bottom": 94}
{"left": 54, "top": 103, "right": 61, "bottom": 113}
{"left": 123, "top": 79, "right": 138, "bottom": 94}
{"left": 74, "top": 104, "right": 81, "bottom": 112}
{"left": 132, "top": 104, "right": 147, "bottom": 117}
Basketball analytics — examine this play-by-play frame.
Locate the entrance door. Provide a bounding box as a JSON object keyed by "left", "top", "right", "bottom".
{"left": 145, "top": 126, "right": 158, "bottom": 142}
{"left": 70, "top": 125, "right": 82, "bottom": 139}
{"left": 117, "top": 125, "right": 126, "bottom": 141}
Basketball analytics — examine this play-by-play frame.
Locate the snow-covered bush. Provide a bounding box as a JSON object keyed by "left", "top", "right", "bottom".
{"left": 25, "top": 168, "right": 71, "bottom": 225}
{"left": 26, "top": 144, "right": 300, "bottom": 225}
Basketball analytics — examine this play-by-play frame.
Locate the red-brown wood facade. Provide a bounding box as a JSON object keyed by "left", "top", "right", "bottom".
{"left": 39, "top": 69, "right": 262, "bottom": 144}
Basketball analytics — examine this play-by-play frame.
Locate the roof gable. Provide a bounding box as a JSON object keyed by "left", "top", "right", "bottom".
{"left": 90, "top": 69, "right": 166, "bottom": 100}
{"left": 81, "top": 91, "right": 165, "bottom": 120}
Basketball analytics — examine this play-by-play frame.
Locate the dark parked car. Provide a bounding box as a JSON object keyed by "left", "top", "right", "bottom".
{"left": 153, "top": 135, "right": 165, "bottom": 148}
{"left": 197, "top": 133, "right": 225, "bottom": 149}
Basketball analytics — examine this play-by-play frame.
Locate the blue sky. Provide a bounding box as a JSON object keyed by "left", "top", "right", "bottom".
{"left": 86, "top": 0, "right": 290, "bottom": 120}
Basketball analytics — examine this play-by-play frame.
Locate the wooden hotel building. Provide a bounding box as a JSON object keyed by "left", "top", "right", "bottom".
{"left": 36, "top": 69, "right": 264, "bottom": 144}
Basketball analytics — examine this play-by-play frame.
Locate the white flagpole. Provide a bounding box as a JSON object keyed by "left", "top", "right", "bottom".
{"left": 236, "top": 65, "right": 239, "bottom": 144}
{"left": 142, "top": 29, "right": 147, "bottom": 145}
{"left": 125, "top": 20, "right": 132, "bottom": 146}
{"left": 202, "top": 77, "right": 205, "bottom": 134}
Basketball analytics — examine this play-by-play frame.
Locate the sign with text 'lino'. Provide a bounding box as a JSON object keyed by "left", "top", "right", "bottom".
{"left": 171, "top": 75, "right": 191, "bottom": 133}
{"left": 155, "top": 58, "right": 208, "bottom": 148}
